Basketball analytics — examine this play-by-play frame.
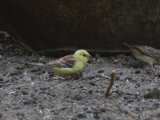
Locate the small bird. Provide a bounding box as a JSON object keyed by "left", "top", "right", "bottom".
{"left": 123, "top": 43, "right": 160, "bottom": 74}
{"left": 48, "top": 49, "right": 92, "bottom": 77}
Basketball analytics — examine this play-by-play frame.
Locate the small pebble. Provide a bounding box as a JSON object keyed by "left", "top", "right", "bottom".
{"left": 73, "top": 94, "right": 82, "bottom": 101}
{"left": 157, "top": 112, "right": 160, "bottom": 117}
{"left": 0, "top": 78, "right": 3, "bottom": 81}
{"left": 77, "top": 112, "right": 87, "bottom": 119}
{"left": 135, "top": 70, "right": 141, "bottom": 74}
{"left": 153, "top": 103, "right": 160, "bottom": 109}
{"left": 125, "top": 77, "right": 132, "bottom": 81}
{"left": 39, "top": 85, "right": 49, "bottom": 91}
{"left": 84, "top": 107, "right": 93, "bottom": 113}
{"left": 71, "top": 117, "right": 77, "bottom": 120}
{"left": 100, "top": 108, "right": 106, "bottom": 113}
{"left": 93, "top": 112, "right": 100, "bottom": 119}
{"left": 21, "top": 90, "right": 28, "bottom": 95}
{"left": 119, "top": 72, "right": 123, "bottom": 75}
{"left": 89, "top": 81, "right": 96, "bottom": 86}
{"left": 157, "top": 73, "right": 160, "bottom": 78}
{"left": 88, "top": 90, "right": 93, "bottom": 95}
{"left": 103, "top": 117, "right": 111, "bottom": 120}
{"left": 23, "top": 99, "right": 36, "bottom": 105}
{"left": 30, "top": 68, "right": 40, "bottom": 72}
{"left": 123, "top": 95, "right": 130, "bottom": 100}
{"left": 86, "top": 75, "right": 96, "bottom": 80}
{"left": 115, "top": 75, "right": 120, "bottom": 80}
{"left": 115, "top": 90, "right": 123, "bottom": 96}
{"left": 50, "top": 109, "right": 59, "bottom": 115}
{"left": 97, "top": 69, "right": 104, "bottom": 73}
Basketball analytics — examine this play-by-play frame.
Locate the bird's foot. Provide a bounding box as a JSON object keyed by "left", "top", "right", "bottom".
{"left": 71, "top": 72, "right": 83, "bottom": 80}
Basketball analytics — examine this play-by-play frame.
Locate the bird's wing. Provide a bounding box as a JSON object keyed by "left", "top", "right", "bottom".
{"left": 134, "top": 45, "right": 160, "bottom": 61}
{"left": 48, "top": 55, "right": 76, "bottom": 68}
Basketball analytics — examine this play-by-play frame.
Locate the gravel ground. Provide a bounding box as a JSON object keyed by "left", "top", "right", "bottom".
{"left": 0, "top": 32, "right": 160, "bottom": 120}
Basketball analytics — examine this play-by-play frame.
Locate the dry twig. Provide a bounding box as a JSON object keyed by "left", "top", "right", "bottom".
{"left": 105, "top": 70, "right": 116, "bottom": 98}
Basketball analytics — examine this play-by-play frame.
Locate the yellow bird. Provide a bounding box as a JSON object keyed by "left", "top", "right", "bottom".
{"left": 48, "top": 49, "right": 92, "bottom": 77}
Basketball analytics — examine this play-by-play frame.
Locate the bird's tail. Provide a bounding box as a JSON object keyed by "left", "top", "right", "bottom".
{"left": 27, "top": 62, "right": 46, "bottom": 66}
{"left": 122, "top": 43, "right": 133, "bottom": 49}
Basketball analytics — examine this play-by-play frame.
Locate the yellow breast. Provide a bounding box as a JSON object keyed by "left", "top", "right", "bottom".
{"left": 53, "top": 61, "right": 85, "bottom": 76}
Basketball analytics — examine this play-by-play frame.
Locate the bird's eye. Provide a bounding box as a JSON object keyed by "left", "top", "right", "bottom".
{"left": 83, "top": 54, "right": 86, "bottom": 57}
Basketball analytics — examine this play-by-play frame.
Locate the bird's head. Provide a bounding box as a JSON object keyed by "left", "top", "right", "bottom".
{"left": 74, "top": 49, "right": 92, "bottom": 64}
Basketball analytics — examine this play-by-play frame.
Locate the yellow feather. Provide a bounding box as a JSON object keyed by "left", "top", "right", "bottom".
{"left": 53, "top": 61, "right": 84, "bottom": 76}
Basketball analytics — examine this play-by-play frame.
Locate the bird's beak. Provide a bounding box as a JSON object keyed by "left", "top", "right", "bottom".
{"left": 87, "top": 55, "right": 93, "bottom": 63}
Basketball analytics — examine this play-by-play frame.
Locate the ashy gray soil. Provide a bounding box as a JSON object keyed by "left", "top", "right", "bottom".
{"left": 0, "top": 32, "right": 160, "bottom": 120}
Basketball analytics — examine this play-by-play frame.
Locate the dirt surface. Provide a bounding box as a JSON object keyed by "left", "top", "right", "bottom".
{"left": 0, "top": 32, "right": 160, "bottom": 120}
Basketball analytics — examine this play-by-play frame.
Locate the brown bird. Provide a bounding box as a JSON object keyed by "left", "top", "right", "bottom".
{"left": 123, "top": 43, "right": 160, "bottom": 74}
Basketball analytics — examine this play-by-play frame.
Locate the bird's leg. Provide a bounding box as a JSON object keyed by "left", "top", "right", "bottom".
{"left": 72, "top": 72, "right": 83, "bottom": 79}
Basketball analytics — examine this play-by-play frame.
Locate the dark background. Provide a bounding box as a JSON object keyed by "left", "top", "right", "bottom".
{"left": 0, "top": 0, "right": 160, "bottom": 55}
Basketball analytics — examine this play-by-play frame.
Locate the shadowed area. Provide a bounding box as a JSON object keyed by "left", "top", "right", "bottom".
{"left": 0, "top": 0, "right": 160, "bottom": 54}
